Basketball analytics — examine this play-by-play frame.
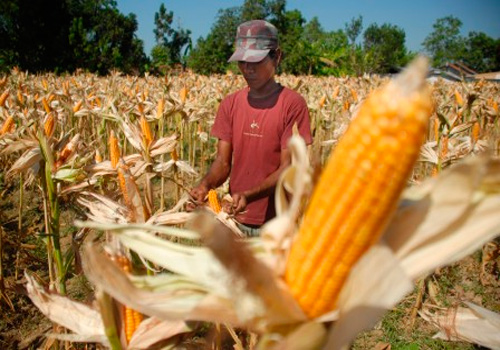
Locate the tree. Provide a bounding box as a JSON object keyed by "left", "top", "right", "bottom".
{"left": 363, "top": 23, "right": 408, "bottom": 74}
{"left": 345, "top": 15, "right": 363, "bottom": 46}
{"left": 462, "top": 31, "right": 500, "bottom": 72}
{"left": 187, "top": 7, "right": 240, "bottom": 74}
{"left": 152, "top": 4, "right": 191, "bottom": 69}
{"left": 422, "top": 15, "right": 465, "bottom": 68}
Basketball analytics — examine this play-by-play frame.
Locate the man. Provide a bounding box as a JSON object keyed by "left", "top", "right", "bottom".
{"left": 189, "top": 20, "right": 312, "bottom": 236}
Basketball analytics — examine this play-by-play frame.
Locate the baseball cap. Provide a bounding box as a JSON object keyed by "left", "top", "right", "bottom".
{"left": 228, "top": 20, "right": 279, "bottom": 63}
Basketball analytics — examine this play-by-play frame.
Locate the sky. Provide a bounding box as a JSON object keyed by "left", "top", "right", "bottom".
{"left": 116, "top": 0, "right": 500, "bottom": 57}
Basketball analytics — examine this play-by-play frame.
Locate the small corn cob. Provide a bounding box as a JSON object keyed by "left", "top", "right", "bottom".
{"left": 73, "top": 100, "right": 83, "bottom": 113}
{"left": 95, "top": 149, "right": 103, "bottom": 163}
{"left": 471, "top": 120, "right": 481, "bottom": 144}
{"left": 42, "top": 97, "right": 52, "bottom": 114}
{"left": 343, "top": 100, "right": 350, "bottom": 111}
{"left": 284, "top": 57, "right": 433, "bottom": 318}
{"left": 170, "top": 148, "right": 179, "bottom": 162}
{"left": 207, "top": 189, "right": 222, "bottom": 213}
{"left": 319, "top": 95, "right": 327, "bottom": 108}
{"left": 0, "top": 90, "right": 9, "bottom": 107}
{"left": 440, "top": 135, "right": 449, "bottom": 160}
{"left": 55, "top": 134, "right": 80, "bottom": 169}
{"left": 180, "top": 86, "right": 188, "bottom": 104}
{"left": 156, "top": 98, "right": 164, "bottom": 119}
{"left": 109, "top": 130, "right": 120, "bottom": 169}
{"left": 350, "top": 88, "right": 358, "bottom": 101}
{"left": 140, "top": 115, "right": 153, "bottom": 146}
{"left": 17, "top": 90, "right": 23, "bottom": 104}
{"left": 331, "top": 85, "right": 340, "bottom": 99}
{"left": 115, "top": 255, "right": 143, "bottom": 343}
{"left": 44, "top": 113, "right": 55, "bottom": 137}
{"left": 0, "top": 115, "right": 15, "bottom": 135}
{"left": 433, "top": 117, "right": 439, "bottom": 141}
{"left": 454, "top": 89, "right": 463, "bottom": 106}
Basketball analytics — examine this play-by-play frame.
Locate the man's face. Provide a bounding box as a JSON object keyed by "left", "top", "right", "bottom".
{"left": 237, "top": 55, "right": 276, "bottom": 91}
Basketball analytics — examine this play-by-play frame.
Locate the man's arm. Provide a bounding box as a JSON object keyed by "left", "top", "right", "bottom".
{"left": 189, "top": 140, "right": 232, "bottom": 206}
{"left": 231, "top": 147, "right": 291, "bottom": 214}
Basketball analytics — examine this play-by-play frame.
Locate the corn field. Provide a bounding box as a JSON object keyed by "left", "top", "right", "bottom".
{"left": 0, "top": 60, "right": 499, "bottom": 350}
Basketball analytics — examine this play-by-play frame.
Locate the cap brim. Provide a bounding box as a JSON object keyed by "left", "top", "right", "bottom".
{"left": 228, "top": 48, "right": 270, "bottom": 63}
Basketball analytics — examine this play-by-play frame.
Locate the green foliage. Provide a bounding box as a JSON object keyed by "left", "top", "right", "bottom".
{"left": 1, "top": 0, "right": 498, "bottom": 76}
{"left": 422, "top": 16, "right": 466, "bottom": 68}
{"left": 1, "top": 0, "right": 148, "bottom": 74}
{"left": 462, "top": 32, "right": 500, "bottom": 72}
{"left": 363, "top": 23, "right": 408, "bottom": 74}
{"left": 152, "top": 4, "right": 191, "bottom": 69}
{"left": 186, "top": 7, "right": 240, "bottom": 75}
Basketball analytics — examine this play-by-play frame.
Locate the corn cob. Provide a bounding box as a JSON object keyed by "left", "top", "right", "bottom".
{"left": 440, "top": 135, "right": 449, "bottom": 160}
{"left": 472, "top": 121, "right": 480, "bottom": 144}
{"left": 0, "top": 115, "right": 14, "bottom": 135}
{"left": 44, "top": 113, "right": 55, "bottom": 137}
{"left": 109, "top": 130, "right": 120, "bottom": 169}
{"left": 0, "top": 90, "right": 9, "bottom": 107}
{"left": 17, "top": 90, "right": 23, "bottom": 105}
{"left": 284, "top": 57, "right": 433, "bottom": 318}
{"left": 95, "top": 149, "right": 103, "bottom": 163}
{"left": 319, "top": 95, "right": 327, "bottom": 108}
{"left": 156, "top": 98, "right": 164, "bottom": 119}
{"left": 140, "top": 115, "right": 153, "bottom": 146}
{"left": 115, "top": 255, "right": 143, "bottom": 343}
{"left": 42, "top": 97, "right": 51, "bottom": 114}
{"left": 208, "top": 189, "right": 222, "bottom": 213}
{"left": 73, "top": 100, "right": 83, "bottom": 113}
{"left": 350, "top": 88, "right": 358, "bottom": 101}
{"left": 170, "top": 148, "right": 179, "bottom": 162}
{"left": 55, "top": 134, "right": 80, "bottom": 169}
{"left": 454, "top": 89, "right": 463, "bottom": 106}
{"left": 331, "top": 85, "right": 340, "bottom": 99}
{"left": 180, "top": 86, "right": 188, "bottom": 104}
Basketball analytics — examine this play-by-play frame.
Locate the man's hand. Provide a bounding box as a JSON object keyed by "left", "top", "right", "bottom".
{"left": 231, "top": 193, "right": 248, "bottom": 215}
{"left": 187, "top": 184, "right": 209, "bottom": 211}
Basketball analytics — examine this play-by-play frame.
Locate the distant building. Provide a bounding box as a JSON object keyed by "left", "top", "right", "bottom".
{"left": 427, "top": 61, "right": 499, "bottom": 83}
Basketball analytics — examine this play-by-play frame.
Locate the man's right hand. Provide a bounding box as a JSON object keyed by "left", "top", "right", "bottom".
{"left": 187, "top": 184, "right": 209, "bottom": 211}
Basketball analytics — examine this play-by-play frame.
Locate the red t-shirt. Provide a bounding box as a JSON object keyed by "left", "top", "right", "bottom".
{"left": 211, "top": 85, "right": 312, "bottom": 225}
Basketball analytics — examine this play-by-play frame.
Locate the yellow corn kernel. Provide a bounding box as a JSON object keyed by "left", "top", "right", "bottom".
{"left": 42, "top": 97, "right": 51, "bottom": 114}
{"left": 140, "top": 115, "right": 153, "bottom": 146}
{"left": 284, "top": 57, "right": 433, "bottom": 318}
{"left": 0, "top": 115, "right": 15, "bottom": 135}
{"left": 208, "top": 189, "right": 222, "bottom": 213}
{"left": 109, "top": 130, "right": 120, "bottom": 169}
{"left": 0, "top": 90, "right": 9, "bottom": 107}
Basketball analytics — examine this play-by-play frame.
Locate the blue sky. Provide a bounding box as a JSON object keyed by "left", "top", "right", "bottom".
{"left": 116, "top": 0, "right": 500, "bottom": 57}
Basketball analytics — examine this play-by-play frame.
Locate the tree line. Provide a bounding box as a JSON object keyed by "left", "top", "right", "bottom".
{"left": 1, "top": 0, "right": 499, "bottom": 76}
